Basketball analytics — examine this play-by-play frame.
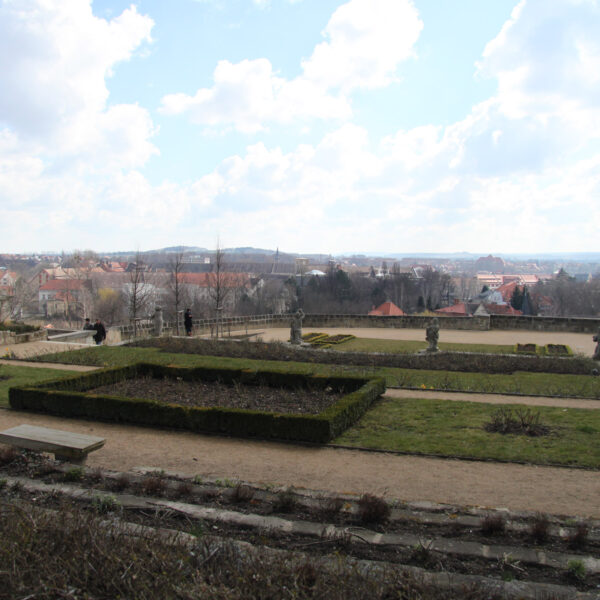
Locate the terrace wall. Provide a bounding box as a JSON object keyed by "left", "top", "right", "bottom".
{"left": 111, "top": 312, "right": 600, "bottom": 342}
{"left": 0, "top": 329, "right": 47, "bottom": 345}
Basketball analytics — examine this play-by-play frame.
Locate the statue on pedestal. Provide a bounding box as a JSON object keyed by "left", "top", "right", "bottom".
{"left": 153, "top": 306, "right": 163, "bottom": 337}
{"left": 593, "top": 329, "right": 600, "bottom": 360}
{"left": 290, "top": 308, "right": 305, "bottom": 345}
{"left": 425, "top": 317, "right": 440, "bottom": 353}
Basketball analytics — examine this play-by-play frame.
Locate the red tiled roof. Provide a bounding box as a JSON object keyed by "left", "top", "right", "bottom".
{"left": 368, "top": 301, "right": 405, "bottom": 316}
{"left": 39, "top": 279, "right": 85, "bottom": 291}
{"left": 177, "top": 273, "right": 250, "bottom": 287}
{"left": 435, "top": 303, "right": 468, "bottom": 316}
{"left": 496, "top": 281, "right": 519, "bottom": 303}
{"left": 484, "top": 303, "right": 523, "bottom": 316}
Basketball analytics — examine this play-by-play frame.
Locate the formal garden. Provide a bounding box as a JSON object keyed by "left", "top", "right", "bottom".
{"left": 2, "top": 330, "right": 600, "bottom": 598}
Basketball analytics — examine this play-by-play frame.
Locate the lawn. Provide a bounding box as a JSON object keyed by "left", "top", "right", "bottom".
{"left": 29, "top": 346, "right": 600, "bottom": 399}
{"left": 335, "top": 397, "right": 600, "bottom": 468}
{"left": 0, "top": 365, "right": 78, "bottom": 408}
{"left": 338, "top": 337, "right": 515, "bottom": 355}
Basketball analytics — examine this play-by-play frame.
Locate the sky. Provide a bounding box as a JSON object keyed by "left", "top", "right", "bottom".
{"left": 1, "top": 0, "right": 599, "bottom": 256}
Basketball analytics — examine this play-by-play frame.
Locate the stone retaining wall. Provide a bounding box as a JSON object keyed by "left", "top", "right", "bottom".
{"left": 302, "top": 314, "right": 490, "bottom": 331}
{"left": 490, "top": 314, "right": 600, "bottom": 333}
{"left": 0, "top": 329, "right": 47, "bottom": 345}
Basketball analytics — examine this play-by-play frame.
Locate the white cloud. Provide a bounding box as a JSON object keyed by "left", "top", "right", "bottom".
{"left": 160, "top": 59, "right": 350, "bottom": 133}
{"left": 0, "top": 0, "right": 155, "bottom": 162}
{"left": 160, "top": 0, "right": 422, "bottom": 131}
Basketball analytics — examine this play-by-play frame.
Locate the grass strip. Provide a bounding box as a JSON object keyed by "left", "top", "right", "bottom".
{"left": 335, "top": 397, "right": 600, "bottom": 468}
{"left": 0, "top": 365, "right": 78, "bottom": 408}
{"left": 340, "top": 338, "right": 515, "bottom": 355}
{"left": 26, "top": 346, "right": 600, "bottom": 399}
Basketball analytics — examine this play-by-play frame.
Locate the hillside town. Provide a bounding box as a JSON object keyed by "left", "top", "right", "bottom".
{"left": 1, "top": 248, "right": 599, "bottom": 328}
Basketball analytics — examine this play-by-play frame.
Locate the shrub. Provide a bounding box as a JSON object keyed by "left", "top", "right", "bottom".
{"left": 484, "top": 407, "right": 550, "bottom": 436}
{"left": 480, "top": 514, "right": 506, "bottom": 536}
{"left": 91, "top": 494, "right": 121, "bottom": 514}
{"left": 139, "top": 475, "right": 167, "bottom": 496}
{"left": 230, "top": 484, "right": 255, "bottom": 504}
{"left": 174, "top": 481, "right": 193, "bottom": 498}
{"left": 0, "top": 446, "right": 19, "bottom": 466}
{"left": 357, "top": 494, "right": 390, "bottom": 524}
{"left": 566, "top": 559, "right": 586, "bottom": 583}
{"left": 108, "top": 472, "right": 131, "bottom": 492}
{"left": 63, "top": 467, "right": 84, "bottom": 482}
{"left": 317, "top": 495, "right": 345, "bottom": 518}
{"left": 567, "top": 522, "right": 589, "bottom": 549}
{"left": 529, "top": 514, "right": 550, "bottom": 544}
{"left": 273, "top": 488, "right": 297, "bottom": 513}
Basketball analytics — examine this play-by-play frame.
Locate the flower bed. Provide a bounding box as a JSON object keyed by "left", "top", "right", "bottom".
{"left": 9, "top": 363, "right": 385, "bottom": 444}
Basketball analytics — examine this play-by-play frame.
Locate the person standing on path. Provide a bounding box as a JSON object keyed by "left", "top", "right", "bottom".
{"left": 93, "top": 319, "right": 106, "bottom": 345}
{"left": 184, "top": 308, "right": 193, "bottom": 337}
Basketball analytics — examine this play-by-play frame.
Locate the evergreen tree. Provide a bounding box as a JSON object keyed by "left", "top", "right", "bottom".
{"left": 510, "top": 286, "right": 523, "bottom": 310}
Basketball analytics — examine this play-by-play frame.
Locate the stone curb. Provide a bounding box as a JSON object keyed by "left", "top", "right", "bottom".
{"left": 5, "top": 475, "right": 600, "bottom": 577}
{"left": 2, "top": 491, "right": 596, "bottom": 600}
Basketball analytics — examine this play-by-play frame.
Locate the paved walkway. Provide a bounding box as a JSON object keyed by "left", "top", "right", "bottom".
{"left": 2, "top": 339, "right": 91, "bottom": 359}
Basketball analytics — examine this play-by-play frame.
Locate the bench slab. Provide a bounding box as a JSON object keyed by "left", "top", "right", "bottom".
{"left": 0, "top": 424, "right": 105, "bottom": 463}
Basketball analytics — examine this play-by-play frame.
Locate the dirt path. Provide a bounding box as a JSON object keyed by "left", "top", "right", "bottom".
{"left": 385, "top": 388, "right": 600, "bottom": 410}
{"left": 258, "top": 327, "right": 597, "bottom": 356}
{"left": 0, "top": 359, "right": 97, "bottom": 372}
{"left": 2, "top": 408, "right": 600, "bottom": 518}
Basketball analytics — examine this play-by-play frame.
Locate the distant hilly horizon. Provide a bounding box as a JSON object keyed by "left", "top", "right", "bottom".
{"left": 135, "top": 247, "right": 600, "bottom": 262}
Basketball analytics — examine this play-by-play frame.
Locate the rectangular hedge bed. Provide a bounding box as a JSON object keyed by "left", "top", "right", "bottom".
{"left": 9, "top": 363, "right": 385, "bottom": 444}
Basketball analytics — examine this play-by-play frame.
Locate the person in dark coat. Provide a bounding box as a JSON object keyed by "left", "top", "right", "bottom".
{"left": 83, "top": 318, "right": 94, "bottom": 330}
{"left": 184, "top": 308, "right": 193, "bottom": 336}
{"left": 93, "top": 319, "right": 106, "bottom": 345}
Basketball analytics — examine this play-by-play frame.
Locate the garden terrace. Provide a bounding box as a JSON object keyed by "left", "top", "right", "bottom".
{"left": 8, "top": 362, "right": 385, "bottom": 443}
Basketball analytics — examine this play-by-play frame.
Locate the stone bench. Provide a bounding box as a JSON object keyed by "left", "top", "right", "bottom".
{"left": 0, "top": 424, "right": 105, "bottom": 464}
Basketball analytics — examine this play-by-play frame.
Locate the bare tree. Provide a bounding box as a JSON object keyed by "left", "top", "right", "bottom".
{"left": 210, "top": 244, "right": 226, "bottom": 337}
{"left": 126, "top": 251, "right": 156, "bottom": 337}
{"left": 167, "top": 251, "right": 190, "bottom": 335}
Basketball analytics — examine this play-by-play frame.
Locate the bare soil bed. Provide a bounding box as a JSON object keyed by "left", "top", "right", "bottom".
{"left": 89, "top": 376, "right": 343, "bottom": 414}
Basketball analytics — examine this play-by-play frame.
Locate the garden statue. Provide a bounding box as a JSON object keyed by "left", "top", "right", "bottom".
{"left": 425, "top": 317, "right": 440, "bottom": 353}
{"left": 594, "top": 328, "right": 600, "bottom": 360}
{"left": 153, "top": 306, "right": 163, "bottom": 337}
{"left": 290, "top": 308, "right": 305, "bottom": 345}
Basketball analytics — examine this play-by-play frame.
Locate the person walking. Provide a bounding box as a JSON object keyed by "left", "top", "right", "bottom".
{"left": 184, "top": 308, "right": 193, "bottom": 337}
{"left": 93, "top": 318, "right": 106, "bottom": 345}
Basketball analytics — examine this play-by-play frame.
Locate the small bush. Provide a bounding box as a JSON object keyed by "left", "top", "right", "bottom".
{"left": 63, "top": 467, "right": 85, "bottom": 482}
{"left": 568, "top": 522, "right": 589, "bottom": 550}
{"left": 230, "top": 484, "right": 255, "bottom": 504}
{"left": 87, "top": 468, "right": 104, "bottom": 484}
{"left": 139, "top": 475, "right": 167, "bottom": 496}
{"left": 357, "top": 493, "right": 390, "bottom": 524}
{"left": 273, "top": 488, "right": 297, "bottom": 513}
{"left": 480, "top": 514, "right": 506, "bottom": 536}
{"left": 529, "top": 514, "right": 550, "bottom": 544}
{"left": 107, "top": 472, "right": 131, "bottom": 492}
{"left": 317, "top": 495, "right": 345, "bottom": 518}
{"left": 485, "top": 407, "right": 550, "bottom": 437}
{"left": 0, "top": 446, "right": 19, "bottom": 466}
{"left": 174, "top": 481, "right": 193, "bottom": 498}
{"left": 566, "top": 559, "right": 586, "bottom": 583}
{"left": 91, "top": 494, "right": 121, "bottom": 514}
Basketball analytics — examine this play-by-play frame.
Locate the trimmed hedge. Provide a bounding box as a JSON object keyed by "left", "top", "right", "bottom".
{"left": 9, "top": 363, "right": 385, "bottom": 443}
{"left": 133, "top": 337, "right": 597, "bottom": 375}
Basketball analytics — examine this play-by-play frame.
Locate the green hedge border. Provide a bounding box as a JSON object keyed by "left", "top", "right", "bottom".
{"left": 8, "top": 363, "right": 385, "bottom": 444}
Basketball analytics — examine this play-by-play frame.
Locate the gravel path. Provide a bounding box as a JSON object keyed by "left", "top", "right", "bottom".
{"left": 385, "top": 388, "right": 600, "bottom": 410}
{"left": 2, "top": 408, "right": 600, "bottom": 518}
